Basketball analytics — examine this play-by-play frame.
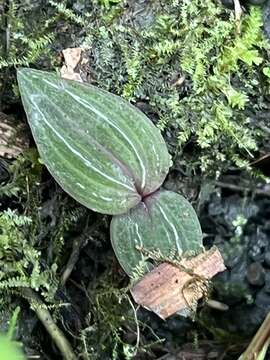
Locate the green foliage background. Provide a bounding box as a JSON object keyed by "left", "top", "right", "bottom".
{"left": 0, "top": 0, "right": 270, "bottom": 358}
{"left": 1, "top": 0, "right": 270, "bottom": 175}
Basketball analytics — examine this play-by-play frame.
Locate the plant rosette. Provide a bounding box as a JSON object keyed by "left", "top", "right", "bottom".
{"left": 17, "top": 68, "right": 225, "bottom": 318}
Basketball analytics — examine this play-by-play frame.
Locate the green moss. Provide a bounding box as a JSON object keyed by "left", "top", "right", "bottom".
{"left": 2, "top": 0, "right": 270, "bottom": 175}
{"left": 80, "top": 272, "right": 161, "bottom": 360}
{"left": 0, "top": 209, "right": 58, "bottom": 305}
{"left": 75, "top": 0, "right": 270, "bottom": 175}
{"left": 0, "top": 148, "right": 86, "bottom": 304}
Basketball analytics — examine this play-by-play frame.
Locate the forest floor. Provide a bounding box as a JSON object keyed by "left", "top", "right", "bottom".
{"left": 1, "top": 1, "right": 270, "bottom": 359}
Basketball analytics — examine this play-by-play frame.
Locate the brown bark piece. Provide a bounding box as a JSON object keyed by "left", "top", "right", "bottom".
{"left": 131, "top": 247, "right": 226, "bottom": 319}
{"left": 0, "top": 112, "right": 29, "bottom": 158}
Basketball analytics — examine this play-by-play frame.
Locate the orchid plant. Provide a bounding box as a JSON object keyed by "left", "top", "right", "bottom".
{"left": 17, "top": 68, "right": 203, "bottom": 277}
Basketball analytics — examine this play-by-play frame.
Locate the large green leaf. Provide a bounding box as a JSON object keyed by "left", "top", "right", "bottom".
{"left": 111, "top": 190, "right": 204, "bottom": 277}
{"left": 17, "top": 68, "right": 171, "bottom": 215}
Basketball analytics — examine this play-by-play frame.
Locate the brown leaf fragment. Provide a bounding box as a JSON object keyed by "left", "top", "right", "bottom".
{"left": 131, "top": 247, "right": 225, "bottom": 319}
{"left": 60, "top": 47, "right": 83, "bottom": 82}
{"left": 0, "top": 112, "right": 29, "bottom": 158}
{"left": 62, "top": 47, "right": 82, "bottom": 70}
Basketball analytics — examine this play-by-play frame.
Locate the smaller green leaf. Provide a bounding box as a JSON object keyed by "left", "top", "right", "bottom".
{"left": 111, "top": 190, "right": 204, "bottom": 277}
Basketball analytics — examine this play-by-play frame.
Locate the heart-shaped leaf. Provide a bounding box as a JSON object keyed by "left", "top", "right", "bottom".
{"left": 111, "top": 190, "right": 204, "bottom": 277}
{"left": 17, "top": 68, "right": 171, "bottom": 215}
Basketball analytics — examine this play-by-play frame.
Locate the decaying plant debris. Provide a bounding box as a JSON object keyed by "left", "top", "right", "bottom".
{"left": 131, "top": 248, "right": 226, "bottom": 320}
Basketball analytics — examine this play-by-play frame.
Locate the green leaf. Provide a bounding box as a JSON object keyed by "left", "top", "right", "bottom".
{"left": 111, "top": 190, "right": 204, "bottom": 277}
{"left": 0, "top": 336, "right": 25, "bottom": 360}
{"left": 17, "top": 68, "right": 171, "bottom": 215}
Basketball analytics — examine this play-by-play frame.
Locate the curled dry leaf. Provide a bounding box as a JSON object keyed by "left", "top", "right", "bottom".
{"left": 131, "top": 247, "right": 226, "bottom": 319}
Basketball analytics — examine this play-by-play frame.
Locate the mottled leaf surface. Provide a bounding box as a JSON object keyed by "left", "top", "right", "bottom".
{"left": 17, "top": 68, "right": 171, "bottom": 214}
{"left": 111, "top": 190, "right": 204, "bottom": 277}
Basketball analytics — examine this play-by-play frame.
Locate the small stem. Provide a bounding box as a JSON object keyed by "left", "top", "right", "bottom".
{"left": 234, "top": 0, "right": 243, "bottom": 35}
{"left": 238, "top": 312, "right": 270, "bottom": 360}
{"left": 215, "top": 181, "right": 270, "bottom": 197}
{"left": 127, "top": 296, "right": 140, "bottom": 351}
{"left": 4, "top": 0, "right": 11, "bottom": 54}
{"left": 61, "top": 218, "right": 102, "bottom": 286}
{"left": 7, "top": 306, "right": 20, "bottom": 340}
{"left": 22, "top": 288, "right": 76, "bottom": 360}
{"left": 61, "top": 233, "right": 88, "bottom": 286}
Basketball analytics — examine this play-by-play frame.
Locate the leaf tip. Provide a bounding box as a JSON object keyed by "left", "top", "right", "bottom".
{"left": 17, "top": 67, "right": 30, "bottom": 78}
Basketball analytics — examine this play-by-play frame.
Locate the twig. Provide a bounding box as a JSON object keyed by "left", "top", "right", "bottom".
{"left": 60, "top": 233, "right": 88, "bottom": 286}
{"left": 206, "top": 299, "right": 229, "bottom": 311}
{"left": 127, "top": 296, "right": 140, "bottom": 352}
{"left": 238, "top": 312, "right": 270, "bottom": 359}
{"left": 61, "top": 217, "right": 101, "bottom": 286}
{"left": 234, "top": 0, "right": 243, "bottom": 35}
{"left": 21, "top": 288, "right": 76, "bottom": 360}
{"left": 5, "top": 0, "right": 11, "bottom": 53}
{"left": 215, "top": 181, "right": 270, "bottom": 197}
